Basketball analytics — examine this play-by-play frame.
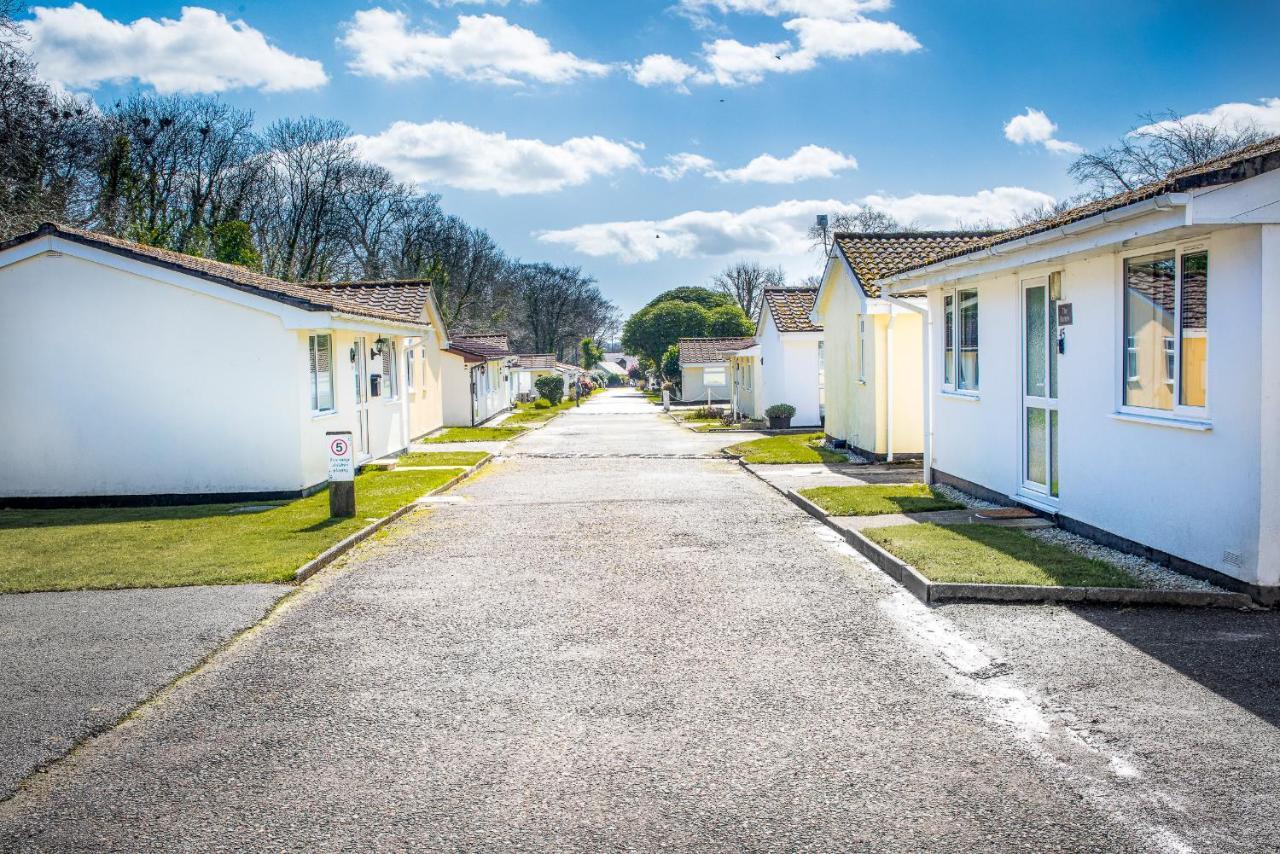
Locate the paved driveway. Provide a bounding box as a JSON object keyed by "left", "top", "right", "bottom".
{"left": 1, "top": 389, "right": 1276, "bottom": 852}
{"left": 0, "top": 585, "right": 286, "bottom": 801}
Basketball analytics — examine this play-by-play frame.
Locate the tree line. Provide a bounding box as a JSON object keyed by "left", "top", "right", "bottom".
{"left": 0, "top": 16, "right": 616, "bottom": 361}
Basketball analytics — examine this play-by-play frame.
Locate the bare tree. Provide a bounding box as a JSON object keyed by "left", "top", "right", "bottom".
{"left": 808, "top": 207, "right": 911, "bottom": 254}
{"left": 1069, "top": 111, "right": 1269, "bottom": 198}
{"left": 711, "top": 260, "right": 785, "bottom": 319}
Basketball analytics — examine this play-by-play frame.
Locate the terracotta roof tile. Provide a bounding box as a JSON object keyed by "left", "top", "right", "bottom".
{"left": 306, "top": 280, "right": 434, "bottom": 324}
{"left": 834, "top": 232, "right": 998, "bottom": 297}
{"left": 678, "top": 337, "right": 756, "bottom": 364}
{"left": 0, "top": 223, "right": 425, "bottom": 326}
{"left": 762, "top": 287, "right": 821, "bottom": 332}
{"left": 451, "top": 334, "right": 512, "bottom": 358}
{"left": 883, "top": 133, "right": 1280, "bottom": 279}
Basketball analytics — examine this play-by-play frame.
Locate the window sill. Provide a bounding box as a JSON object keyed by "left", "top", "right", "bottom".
{"left": 1109, "top": 411, "right": 1212, "bottom": 432}
{"left": 310, "top": 410, "right": 338, "bottom": 421}
{"left": 940, "top": 390, "right": 980, "bottom": 402}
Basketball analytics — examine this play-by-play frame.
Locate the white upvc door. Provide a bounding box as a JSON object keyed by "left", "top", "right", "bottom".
{"left": 352, "top": 336, "right": 371, "bottom": 460}
{"left": 1021, "top": 275, "right": 1059, "bottom": 499}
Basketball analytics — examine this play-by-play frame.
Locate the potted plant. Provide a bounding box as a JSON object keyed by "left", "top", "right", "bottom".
{"left": 765, "top": 403, "right": 796, "bottom": 429}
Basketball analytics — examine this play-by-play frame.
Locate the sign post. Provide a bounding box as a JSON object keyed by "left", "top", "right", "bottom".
{"left": 326, "top": 431, "right": 355, "bottom": 518}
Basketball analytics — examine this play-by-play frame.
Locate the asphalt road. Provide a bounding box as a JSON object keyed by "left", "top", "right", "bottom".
{"left": 1, "top": 390, "right": 1276, "bottom": 852}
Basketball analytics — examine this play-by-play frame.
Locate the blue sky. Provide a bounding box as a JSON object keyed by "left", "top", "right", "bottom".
{"left": 19, "top": 0, "right": 1280, "bottom": 314}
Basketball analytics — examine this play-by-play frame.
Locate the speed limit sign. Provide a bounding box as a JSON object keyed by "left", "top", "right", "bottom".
{"left": 327, "top": 431, "right": 354, "bottom": 482}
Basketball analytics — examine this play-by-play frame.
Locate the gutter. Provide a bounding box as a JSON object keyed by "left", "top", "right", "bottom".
{"left": 880, "top": 193, "right": 1191, "bottom": 293}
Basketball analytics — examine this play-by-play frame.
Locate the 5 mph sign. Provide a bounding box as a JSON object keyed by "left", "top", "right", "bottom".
{"left": 327, "top": 431, "right": 355, "bottom": 482}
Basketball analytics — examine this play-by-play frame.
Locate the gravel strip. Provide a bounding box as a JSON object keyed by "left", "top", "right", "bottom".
{"left": 1024, "top": 527, "right": 1225, "bottom": 592}
{"left": 932, "top": 483, "right": 1001, "bottom": 509}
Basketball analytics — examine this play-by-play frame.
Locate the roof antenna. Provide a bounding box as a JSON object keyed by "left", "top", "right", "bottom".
{"left": 816, "top": 214, "right": 830, "bottom": 254}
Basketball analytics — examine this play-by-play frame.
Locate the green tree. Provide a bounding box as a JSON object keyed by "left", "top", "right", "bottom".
{"left": 707, "top": 303, "right": 754, "bottom": 337}
{"left": 579, "top": 336, "right": 604, "bottom": 371}
{"left": 660, "top": 343, "right": 682, "bottom": 384}
{"left": 621, "top": 299, "right": 710, "bottom": 365}
{"left": 211, "top": 220, "right": 261, "bottom": 268}
{"left": 641, "top": 286, "right": 734, "bottom": 312}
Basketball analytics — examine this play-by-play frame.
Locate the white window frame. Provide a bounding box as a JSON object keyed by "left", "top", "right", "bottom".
{"left": 1116, "top": 239, "right": 1210, "bottom": 421}
{"left": 308, "top": 333, "right": 335, "bottom": 415}
{"left": 405, "top": 347, "right": 416, "bottom": 393}
{"left": 941, "top": 286, "right": 979, "bottom": 396}
{"left": 383, "top": 341, "right": 399, "bottom": 401}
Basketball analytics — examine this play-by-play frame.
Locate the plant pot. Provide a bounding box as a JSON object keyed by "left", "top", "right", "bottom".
{"left": 768, "top": 415, "right": 792, "bottom": 429}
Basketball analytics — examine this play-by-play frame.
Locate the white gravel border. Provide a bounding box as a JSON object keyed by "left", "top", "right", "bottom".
{"left": 932, "top": 485, "right": 1224, "bottom": 593}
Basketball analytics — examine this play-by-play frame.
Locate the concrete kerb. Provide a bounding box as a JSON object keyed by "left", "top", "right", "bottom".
{"left": 294, "top": 455, "right": 493, "bottom": 583}
{"left": 740, "top": 461, "right": 1254, "bottom": 610}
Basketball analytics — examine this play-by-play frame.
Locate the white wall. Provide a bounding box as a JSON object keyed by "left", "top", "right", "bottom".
{"left": 0, "top": 252, "right": 305, "bottom": 496}
{"left": 928, "top": 226, "right": 1268, "bottom": 587}
{"left": 680, "top": 364, "right": 730, "bottom": 402}
{"left": 758, "top": 310, "right": 823, "bottom": 427}
{"left": 442, "top": 353, "right": 474, "bottom": 427}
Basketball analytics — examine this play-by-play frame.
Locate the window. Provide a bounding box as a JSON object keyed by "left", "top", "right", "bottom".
{"left": 942, "top": 288, "right": 978, "bottom": 392}
{"left": 381, "top": 342, "right": 398, "bottom": 399}
{"left": 942, "top": 294, "right": 955, "bottom": 386}
{"left": 422, "top": 348, "right": 430, "bottom": 389}
{"left": 858, "top": 316, "right": 867, "bottom": 382}
{"left": 1122, "top": 248, "right": 1208, "bottom": 412}
{"left": 405, "top": 347, "right": 416, "bottom": 392}
{"left": 704, "top": 367, "right": 727, "bottom": 387}
{"left": 308, "top": 334, "right": 334, "bottom": 413}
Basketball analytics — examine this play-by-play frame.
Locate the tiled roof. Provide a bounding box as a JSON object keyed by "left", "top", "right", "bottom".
{"left": 514, "top": 353, "right": 556, "bottom": 369}
{"left": 834, "top": 232, "right": 998, "bottom": 297}
{"left": 678, "top": 337, "right": 756, "bottom": 364}
{"left": 762, "top": 287, "right": 821, "bottom": 332}
{"left": 451, "top": 333, "right": 512, "bottom": 358}
{"left": 884, "top": 133, "right": 1280, "bottom": 279}
{"left": 0, "top": 223, "right": 426, "bottom": 326}
{"left": 306, "top": 280, "right": 433, "bottom": 324}
{"left": 445, "top": 347, "right": 484, "bottom": 364}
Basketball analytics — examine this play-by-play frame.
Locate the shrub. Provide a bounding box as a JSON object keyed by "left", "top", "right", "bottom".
{"left": 692, "top": 406, "right": 724, "bottom": 419}
{"left": 765, "top": 403, "right": 796, "bottom": 419}
{"left": 535, "top": 374, "right": 565, "bottom": 405}
{"left": 533, "top": 398, "right": 552, "bottom": 409}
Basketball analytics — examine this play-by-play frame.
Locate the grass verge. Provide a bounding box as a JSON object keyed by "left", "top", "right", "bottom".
{"left": 0, "top": 469, "right": 463, "bottom": 593}
{"left": 421, "top": 426, "right": 526, "bottom": 443}
{"left": 398, "top": 451, "right": 489, "bottom": 467}
{"left": 861, "top": 523, "right": 1139, "bottom": 587}
{"left": 725, "top": 432, "right": 847, "bottom": 464}
{"left": 799, "top": 484, "right": 963, "bottom": 516}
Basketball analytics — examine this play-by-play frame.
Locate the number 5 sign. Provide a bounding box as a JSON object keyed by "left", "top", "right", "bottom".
{"left": 327, "top": 431, "right": 355, "bottom": 482}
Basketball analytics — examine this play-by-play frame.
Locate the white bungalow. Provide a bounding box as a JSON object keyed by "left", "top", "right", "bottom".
{"left": 879, "top": 135, "right": 1280, "bottom": 603}
{"left": 443, "top": 334, "right": 515, "bottom": 426}
{"left": 730, "top": 288, "right": 824, "bottom": 427}
{"left": 0, "top": 223, "right": 440, "bottom": 504}
{"left": 511, "top": 353, "right": 558, "bottom": 401}
{"left": 812, "top": 232, "right": 992, "bottom": 459}
{"left": 677, "top": 337, "right": 755, "bottom": 403}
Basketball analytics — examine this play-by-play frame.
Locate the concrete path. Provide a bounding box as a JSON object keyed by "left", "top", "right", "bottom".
{"left": 1, "top": 389, "right": 1276, "bottom": 852}
{"left": 0, "top": 585, "right": 286, "bottom": 801}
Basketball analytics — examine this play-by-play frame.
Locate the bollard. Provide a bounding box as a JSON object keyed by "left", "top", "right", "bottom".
{"left": 327, "top": 431, "right": 356, "bottom": 518}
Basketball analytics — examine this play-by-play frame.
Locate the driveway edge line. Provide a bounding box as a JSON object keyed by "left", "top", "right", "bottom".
{"left": 294, "top": 457, "right": 491, "bottom": 583}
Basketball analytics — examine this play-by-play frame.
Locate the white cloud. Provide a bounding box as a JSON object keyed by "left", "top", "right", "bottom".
{"left": 862, "top": 187, "right": 1056, "bottom": 229}
{"left": 648, "top": 8, "right": 920, "bottom": 89}
{"left": 537, "top": 198, "right": 861, "bottom": 263}
{"left": 23, "top": 3, "right": 327, "bottom": 93}
{"left": 340, "top": 9, "right": 608, "bottom": 85}
{"left": 630, "top": 54, "right": 711, "bottom": 92}
{"left": 1003, "top": 107, "right": 1082, "bottom": 155}
{"left": 677, "top": 0, "right": 892, "bottom": 24}
{"left": 1134, "top": 97, "right": 1280, "bottom": 136}
{"left": 651, "top": 152, "right": 717, "bottom": 181}
{"left": 539, "top": 187, "right": 1055, "bottom": 262}
{"left": 427, "top": 0, "right": 537, "bottom": 5}
{"left": 712, "top": 145, "right": 857, "bottom": 183}
{"left": 352, "top": 120, "right": 642, "bottom": 195}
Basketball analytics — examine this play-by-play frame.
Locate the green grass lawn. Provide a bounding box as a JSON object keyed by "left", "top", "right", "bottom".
{"left": 862, "top": 523, "right": 1139, "bottom": 587}
{"left": 799, "top": 484, "right": 964, "bottom": 516}
{"left": 0, "top": 469, "right": 463, "bottom": 593}
{"left": 725, "top": 432, "right": 847, "bottom": 464}
{"left": 505, "top": 397, "right": 577, "bottom": 424}
{"left": 397, "top": 451, "right": 489, "bottom": 467}
{"left": 421, "top": 426, "right": 526, "bottom": 443}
